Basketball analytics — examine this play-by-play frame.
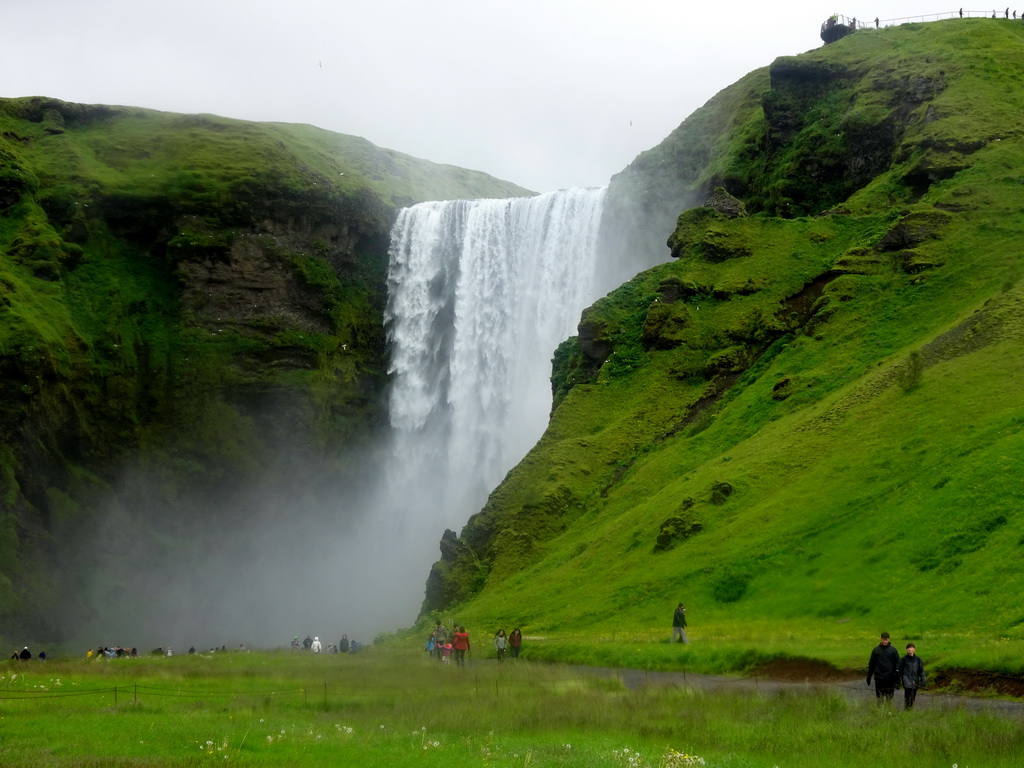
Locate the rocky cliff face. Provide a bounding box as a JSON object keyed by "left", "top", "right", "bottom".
{"left": 0, "top": 97, "right": 528, "bottom": 638}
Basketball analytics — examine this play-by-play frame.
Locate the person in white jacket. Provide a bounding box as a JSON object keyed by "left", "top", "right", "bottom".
{"left": 494, "top": 629, "right": 508, "bottom": 662}
{"left": 311, "top": 636, "right": 322, "bottom": 653}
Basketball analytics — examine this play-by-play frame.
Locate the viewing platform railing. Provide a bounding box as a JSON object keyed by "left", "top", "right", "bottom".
{"left": 834, "top": 10, "right": 1024, "bottom": 29}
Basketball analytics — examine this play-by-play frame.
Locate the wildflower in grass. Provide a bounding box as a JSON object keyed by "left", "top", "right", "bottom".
{"left": 662, "top": 748, "right": 705, "bottom": 767}
{"left": 612, "top": 747, "right": 648, "bottom": 767}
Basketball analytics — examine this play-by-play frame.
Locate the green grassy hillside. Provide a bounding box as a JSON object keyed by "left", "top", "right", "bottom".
{"left": 422, "top": 20, "right": 1024, "bottom": 677}
{"left": 0, "top": 97, "right": 530, "bottom": 639}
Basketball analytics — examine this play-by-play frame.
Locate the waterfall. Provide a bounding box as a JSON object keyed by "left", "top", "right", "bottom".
{"left": 383, "top": 187, "right": 608, "bottom": 539}
{"left": 314, "top": 187, "right": 635, "bottom": 634}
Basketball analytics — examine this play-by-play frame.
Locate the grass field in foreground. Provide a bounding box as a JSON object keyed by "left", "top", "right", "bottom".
{"left": 1, "top": 650, "right": 1021, "bottom": 767}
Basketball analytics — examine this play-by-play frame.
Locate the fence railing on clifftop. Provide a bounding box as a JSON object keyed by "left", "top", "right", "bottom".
{"left": 844, "top": 10, "right": 1024, "bottom": 28}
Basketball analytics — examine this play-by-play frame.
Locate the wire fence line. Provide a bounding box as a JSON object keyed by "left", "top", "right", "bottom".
{"left": 830, "top": 10, "right": 1024, "bottom": 29}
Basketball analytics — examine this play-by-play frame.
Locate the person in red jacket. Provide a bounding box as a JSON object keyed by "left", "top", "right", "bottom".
{"left": 509, "top": 628, "right": 523, "bottom": 659}
{"left": 452, "top": 626, "right": 470, "bottom": 666}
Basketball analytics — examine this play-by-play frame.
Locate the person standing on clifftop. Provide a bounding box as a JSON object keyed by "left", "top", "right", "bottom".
{"left": 867, "top": 631, "right": 900, "bottom": 702}
{"left": 672, "top": 603, "right": 688, "bottom": 644}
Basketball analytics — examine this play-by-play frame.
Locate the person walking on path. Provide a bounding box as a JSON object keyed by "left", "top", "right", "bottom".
{"left": 897, "top": 643, "right": 927, "bottom": 709}
{"left": 509, "top": 628, "right": 523, "bottom": 659}
{"left": 452, "top": 625, "right": 470, "bottom": 666}
{"left": 432, "top": 621, "right": 448, "bottom": 661}
{"left": 672, "top": 603, "right": 688, "bottom": 644}
{"left": 494, "top": 629, "right": 508, "bottom": 662}
{"left": 867, "top": 631, "right": 900, "bottom": 702}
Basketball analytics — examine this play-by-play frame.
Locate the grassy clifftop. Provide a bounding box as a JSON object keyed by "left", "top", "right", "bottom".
{"left": 423, "top": 20, "right": 1024, "bottom": 675}
{"left": 0, "top": 97, "right": 530, "bottom": 637}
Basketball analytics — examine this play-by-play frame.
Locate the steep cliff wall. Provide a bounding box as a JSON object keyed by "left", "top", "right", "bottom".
{"left": 422, "top": 21, "right": 1024, "bottom": 636}
{"left": 0, "top": 97, "right": 529, "bottom": 637}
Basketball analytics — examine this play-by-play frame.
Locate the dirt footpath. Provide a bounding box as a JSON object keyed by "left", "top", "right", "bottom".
{"left": 577, "top": 664, "right": 1024, "bottom": 716}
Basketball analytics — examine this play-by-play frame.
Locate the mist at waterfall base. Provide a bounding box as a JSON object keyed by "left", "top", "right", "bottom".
{"left": 59, "top": 187, "right": 662, "bottom": 652}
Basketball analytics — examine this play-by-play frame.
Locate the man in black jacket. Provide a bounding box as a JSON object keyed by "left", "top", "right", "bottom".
{"left": 672, "top": 603, "right": 688, "bottom": 644}
{"left": 866, "top": 631, "right": 900, "bottom": 701}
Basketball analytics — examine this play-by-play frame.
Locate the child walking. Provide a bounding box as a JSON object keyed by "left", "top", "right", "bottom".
{"left": 897, "top": 643, "right": 926, "bottom": 709}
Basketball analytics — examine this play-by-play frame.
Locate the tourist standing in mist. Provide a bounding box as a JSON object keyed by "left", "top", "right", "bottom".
{"left": 311, "top": 636, "right": 322, "bottom": 653}
{"left": 867, "top": 631, "right": 900, "bottom": 701}
{"left": 452, "top": 626, "right": 470, "bottom": 666}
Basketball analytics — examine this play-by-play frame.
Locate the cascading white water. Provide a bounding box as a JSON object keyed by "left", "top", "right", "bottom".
{"left": 383, "top": 187, "right": 608, "bottom": 539}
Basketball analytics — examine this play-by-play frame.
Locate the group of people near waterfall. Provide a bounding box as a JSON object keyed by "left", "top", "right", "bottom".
{"left": 292, "top": 634, "right": 359, "bottom": 654}
{"left": 9, "top": 646, "right": 46, "bottom": 661}
{"left": 426, "top": 621, "right": 523, "bottom": 665}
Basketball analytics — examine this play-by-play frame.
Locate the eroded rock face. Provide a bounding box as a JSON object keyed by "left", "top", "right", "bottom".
{"left": 577, "top": 310, "right": 615, "bottom": 370}
{"left": 703, "top": 187, "right": 748, "bottom": 218}
{"left": 177, "top": 232, "right": 335, "bottom": 338}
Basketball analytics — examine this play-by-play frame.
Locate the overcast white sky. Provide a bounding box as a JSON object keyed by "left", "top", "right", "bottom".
{"left": 4, "top": 1, "right": 963, "bottom": 192}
